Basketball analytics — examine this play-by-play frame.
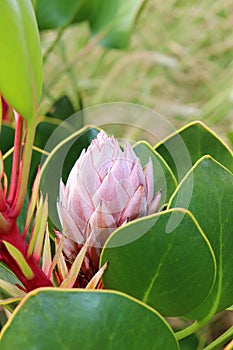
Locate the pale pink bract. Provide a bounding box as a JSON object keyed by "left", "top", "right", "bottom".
{"left": 57, "top": 130, "right": 161, "bottom": 284}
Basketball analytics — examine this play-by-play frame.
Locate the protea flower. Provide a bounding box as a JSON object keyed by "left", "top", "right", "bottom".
{"left": 57, "top": 130, "right": 161, "bottom": 286}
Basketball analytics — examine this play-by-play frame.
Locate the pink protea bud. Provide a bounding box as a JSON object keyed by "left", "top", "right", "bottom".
{"left": 57, "top": 130, "right": 161, "bottom": 285}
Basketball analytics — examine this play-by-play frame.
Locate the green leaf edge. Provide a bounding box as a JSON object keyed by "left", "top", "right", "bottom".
{"left": 167, "top": 154, "right": 233, "bottom": 208}
{"left": 167, "top": 154, "right": 233, "bottom": 320}
{"left": 0, "top": 287, "right": 179, "bottom": 348}
{"left": 100, "top": 207, "right": 217, "bottom": 315}
{"left": 155, "top": 120, "right": 233, "bottom": 157}
{"left": 133, "top": 139, "right": 178, "bottom": 187}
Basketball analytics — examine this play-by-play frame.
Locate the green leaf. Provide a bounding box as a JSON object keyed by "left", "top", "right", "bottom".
{"left": 168, "top": 156, "right": 233, "bottom": 319}
{"left": 0, "top": 125, "right": 14, "bottom": 185}
{"left": 36, "top": 0, "right": 146, "bottom": 49}
{"left": 155, "top": 121, "right": 233, "bottom": 181}
{"left": 0, "top": 289, "right": 179, "bottom": 350}
{"left": 0, "top": 0, "right": 42, "bottom": 121}
{"left": 0, "top": 264, "right": 23, "bottom": 301}
{"left": 87, "top": 0, "right": 146, "bottom": 49}
{"left": 100, "top": 208, "right": 216, "bottom": 317}
{"left": 35, "top": 0, "right": 82, "bottom": 29}
{"left": 0, "top": 279, "right": 25, "bottom": 299}
{"left": 133, "top": 141, "right": 177, "bottom": 204}
{"left": 179, "top": 334, "right": 199, "bottom": 350}
{"left": 0, "top": 264, "right": 25, "bottom": 311}
{"left": 46, "top": 95, "right": 76, "bottom": 121}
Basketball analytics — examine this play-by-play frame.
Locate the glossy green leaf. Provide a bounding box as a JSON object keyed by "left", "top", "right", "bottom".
{"left": 0, "top": 289, "right": 179, "bottom": 350}
{"left": 0, "top": 264, "right": 23, "bottom": 298}
{"left": 0, "top": 0, "right": 42, "bottom": 121}
{"left": 101, "top": 209, "right": 216, "bottom": 317}
{"left": 36, "top": 0, "right": 146, "bottom": 49}
{"left": 35, "top": 0, "right": 82, "bottom": 28}
{"left": 155, "top": 121, "right": 233, "bottom": 181}
{"left": 168, "top": 156, "right": 233, "bottom": 319}
{"left": 179, "top": 334, "right": 199, "bottom": 350}
{"left": 0, "top": 125, "right": 14, "bottom": 154}
{"left": 87, "top": 0, "right": 146, "bottom": 49}
{"left": 46, "top": 95, "right": 76, "bottom": 121}
{"left": 0, "top": 125, "right": 14, "bottom": 187}
{"left": 133, "top": 141, "right": 177, "bottom": 204}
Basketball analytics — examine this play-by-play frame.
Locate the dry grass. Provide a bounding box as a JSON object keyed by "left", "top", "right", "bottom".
{"left": 40, "top": 0, "right": 233, "bottom": 142}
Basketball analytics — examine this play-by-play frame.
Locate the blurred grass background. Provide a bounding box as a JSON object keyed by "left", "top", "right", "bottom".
{"left": 40, "top": 0, "right": 233, "bottom": 143}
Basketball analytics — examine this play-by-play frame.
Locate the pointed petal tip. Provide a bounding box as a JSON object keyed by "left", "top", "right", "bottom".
{"left": 148, "top": 190, "right": 162, "bottom": 215}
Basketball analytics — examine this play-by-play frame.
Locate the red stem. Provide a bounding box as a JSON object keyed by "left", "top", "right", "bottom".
{"left": 11, "top": 121, "right": 35, "bottom": 218}
{"left": 7, "top": 114, "right": 24, "bottom": 206}
{"left": 0, "top": 220, "right": 53, "bottom": 291}
{"left": 0, "top": 185, "right": 7, "bottom": 211}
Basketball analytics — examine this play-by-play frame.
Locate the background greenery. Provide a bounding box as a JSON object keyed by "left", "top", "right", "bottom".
{"left": 39, "top": 0, "right": 233, "bottom": 145}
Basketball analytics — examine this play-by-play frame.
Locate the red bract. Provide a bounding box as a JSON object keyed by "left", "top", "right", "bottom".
{"left": 0, "top": 95, "right": 13, "bottom": 123}
{"left": 0, "top": 113, "right": 53, "bottom": 293}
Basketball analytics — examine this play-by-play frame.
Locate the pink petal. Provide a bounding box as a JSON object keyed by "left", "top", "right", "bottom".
{"left": 55, "top": 231, "right": 77, "bottom": 262}
{"left": 57, "top": 202, "right": 84, "bottom": 244}
{"left": 118, "top": 185, "right": 147, "bottom": 226}
{"left": 67, "top": 182, "right": 94, "bottom": 233}
{"left": 125, "top": 159, "right": 145, "bottom": 196}
{"left": 89, "top": 138, "right": 122, "bottom": 178}
{"left": 89, "top": 201, "right": 117, "bottom": 247}
{"left": 89, "top": 201, "right": 116, "bottom": 231}
{"left": 148, "top": 190, "right": 162, "bottom": 215}
{"left": 77, "top": 153, "right": 102, "bottom": 196}
{"left": 143, "top": 158, "right": 154, "bottom": 204}
{"left": 110, "top": 158, "right": 133, "bottom": 181}
{"left": 96, "top": 130, "right": 109, "bottom": 143}
{"left": 93, "top": 172, "right": 129, "bottom": 219}
{"left": 124, "top": 141, "right": 138, "bottom": 162}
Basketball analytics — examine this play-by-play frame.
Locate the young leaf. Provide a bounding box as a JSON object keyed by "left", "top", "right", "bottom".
{"left": 0, "top": 0, "right": 42, "bottom": 121}
{"left": 3, "top": 242, "right": 34, "bottom": 280}
{"left": 23, "top": 168, "right": 40, "bottom": 237}
{"left": 0, "top": 279, "right": 25, "bottom": 299}
{"left": 59, "top": 233, "right": 93, "bottom": 288}
{"left": 27, "top": 194, "right": 44, "bottom": 258}
{"left": 32, "top": 196, "right": 48, "bottom": 262}
{"left": 42, "top": 226, "right": 52, "bottom": 278}
{"left": 0, "top": 289, "right": 179, "bottom": 349}
{"left": 85, "top": 262, "right": 108, "bottom": 290}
